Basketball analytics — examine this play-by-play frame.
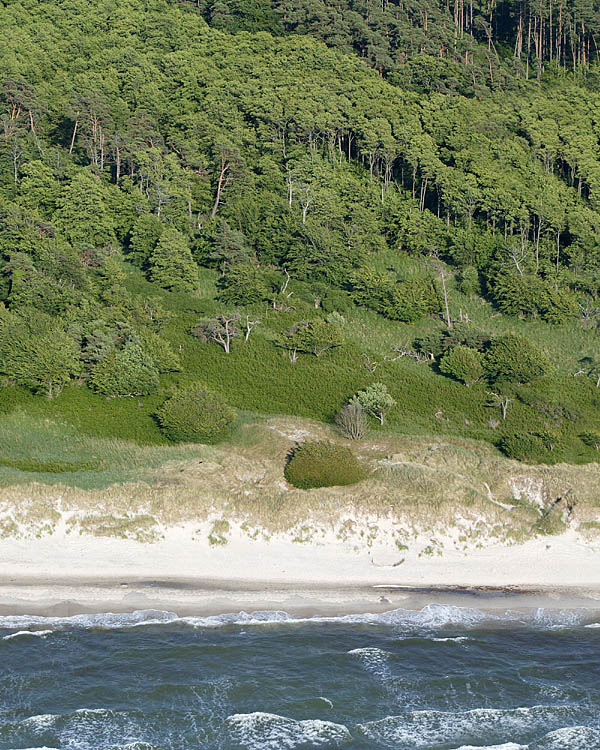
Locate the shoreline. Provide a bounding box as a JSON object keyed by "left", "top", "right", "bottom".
{"left": 0, "top": 514, "right": 599, "bottom": 617}
{"left": 0, "top": 576, "right": 599, "bottom": 618}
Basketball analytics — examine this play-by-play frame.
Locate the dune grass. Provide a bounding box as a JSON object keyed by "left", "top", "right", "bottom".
{"left": 0, "top": 411, "right": 209, "bottom": 489}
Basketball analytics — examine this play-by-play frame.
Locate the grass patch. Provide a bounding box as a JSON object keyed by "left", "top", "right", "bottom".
{"left": 0, "top": 411, "right": 208, "bottom": 489}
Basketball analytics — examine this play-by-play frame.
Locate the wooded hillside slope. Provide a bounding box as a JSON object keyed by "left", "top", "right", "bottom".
{"left": 1, "top": 0, "right": 600, "bottom": 466}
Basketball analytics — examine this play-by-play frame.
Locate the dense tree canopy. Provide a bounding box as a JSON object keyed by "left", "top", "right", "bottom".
{"left": 1, "top": 0, "right": 600, "bottom": 462}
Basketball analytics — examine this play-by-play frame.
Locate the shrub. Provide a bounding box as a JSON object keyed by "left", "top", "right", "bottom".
{"left": 284, "top": 440, "right": 367, "bottom": 489}
{"left": 89, "top": 344, "right": 159, "bottom": 397}
{"left": 580, "top": 431, "right": 600, "bottom": 451}
{"left": 458, "top": 266, "right": 480, "bottom": 295}
{"left": 413, "top": 329, "right": 445, "bottom": 359}
{"left": 217, "top": 263, "right": 271, "bottom": 305}
{"left": 484, "top": 333, "right": 551, "bottom": 384}
{"left": 350, "top": 382, "right": 396, "bottom": 425}
{"left": 335, "top": 402, "right": 367, "bottom": 440}
{"left": 439, "top": 345, "right": 483, "bottom": 386}
{"left": 139, "top": 331, "right": 181, "bottom": 373}
{"left": 499, "top": 430, "right": 562, "bottom": 463}
{"left": 0, "top": 319, "right": 80, "bottom": 399}
{"left": 156, "top": 384, "right": 235, "bottom": 443}
{"left": 278, "top": 319, "right": 344, "bottom": 360}
{"left": 443, "top": 322, "right": 490, "bottom": 351}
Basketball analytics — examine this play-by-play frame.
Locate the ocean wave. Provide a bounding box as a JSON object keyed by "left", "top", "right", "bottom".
{"left": 2, "top": 630, "right": 54, "bottom": 641}
{"left": 431, "top": 636, "right": 470, "bottom": 642}
{"left": 530, "top": 726, "right": 600, "bottom": 748}
{"left": 347, "top": 646, "right": 392, "bottom": 681}
{"left": 0, "top": 603, "right": 598, "bottom": 634}
{"left": 356, "top": 705, "right": 597, "bottom": 748}
{"left": 225, "top": 711, "right": 351, "bottom": 749}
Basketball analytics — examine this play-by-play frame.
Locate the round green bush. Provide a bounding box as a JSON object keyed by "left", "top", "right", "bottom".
{"left": 284, "top": 440, "right": 367, "bottom": 489}
{"left": 156, "top": 384, "right": 235, "bottom": 443}
{"left": 498, "top": 430, "right": 561, "bottom": 464}
{"left": 439, "top": 344, "right": 483, "bottom": 386}
{"left": 89, "top": 344, "right": 159, "bottom": 397}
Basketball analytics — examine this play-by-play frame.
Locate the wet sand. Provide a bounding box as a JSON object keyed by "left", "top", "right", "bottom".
{"left": 0, "top": 576, "right": 598, "bottom": 617}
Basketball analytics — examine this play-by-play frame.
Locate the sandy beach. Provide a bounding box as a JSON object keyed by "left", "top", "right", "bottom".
{"left": 0, "top": 518, "right": 599, "bottom": 616}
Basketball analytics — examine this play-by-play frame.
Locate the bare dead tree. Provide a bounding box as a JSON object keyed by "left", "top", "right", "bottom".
{"left": 487, "top": 391, "right": 512, "bottom": 420}
{"left": 298, "top": 183, "right": 311, "bottom": 224}
{"left": 578, "top": 301, "right": 600, "bottom": 328}
{"left": 336, "top": 402, "right": 367, "bottom": 440}
{"left": 190, "top": 314, "right": 241, "bottom": 354}
{"left": 385, "top": 345, "right": 430, "bottom": 363}
{"left": 272, "top": 269, "right": 295, "bottom": 311}
{"left": 362, "top": 354, "right": 379, "bottom": 373}
{"left": 244, "top": 315, "right": 260, "bottom": 342}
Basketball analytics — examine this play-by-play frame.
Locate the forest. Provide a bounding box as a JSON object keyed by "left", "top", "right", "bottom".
{"left": 1, "top": 0, "right": 600, "bottom": 465}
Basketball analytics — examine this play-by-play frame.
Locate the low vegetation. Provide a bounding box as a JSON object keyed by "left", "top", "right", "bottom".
{"left": 156, "top": 385, "right": 235, "bottom": 443}
{"left": 284, "top": 440, "right": 367, "bottom": 489}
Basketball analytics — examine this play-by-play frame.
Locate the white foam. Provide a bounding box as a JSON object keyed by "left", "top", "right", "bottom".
{"left": 0, "top": 604, "right": 597, "bottom": 632}
{"left": 357, "top": 705, "right": 594, "bottom": 748}
{"left": 0, "top": 609, "right": 179, "bottom": 631}
{"left": 226, "top": 711, "right": 351, "bottom": 749}
{"left": 431, "top": 636, "right": 470, "bottom": 642}
{"left": 531, "top": 726, "right": 600, "bottom": 749}
{"left": 21, "top": 714, "right": 58, "bottom": 731}
{"left": 348, "top": 647, "right": 392, "bottom": 680}
{"left": 3, "top": 629, "right": 54, "bottom": 641}
{"left": 456, "top": 745, "right": 525, "bottom": 750}
{"left": 584, "top": 622, "right": 600, "bottom": 628}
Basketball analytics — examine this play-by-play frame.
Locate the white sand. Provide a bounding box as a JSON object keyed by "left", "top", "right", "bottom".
{"left": 0, "top": 515, "right": 599, "bottom": 614}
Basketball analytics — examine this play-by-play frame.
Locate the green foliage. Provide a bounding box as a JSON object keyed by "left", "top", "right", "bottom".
{"left": 128, "top": 214, "right": 163, "bottom": 267}
{"left": 439, "top": 345, "right": 483, "bottom": 386}
{"left": 278, "top": 319, "right": 344, "bottom": 359}
{"left": 350, "top": 382, "right": 396, "bottom": 425}
{"left": 139, "top": 331, "right": 181, "bottom": 373}
{"left": 484, "top": 334, "right": 551, "bottom": 385}
{"left": 218, "top": 263, "right": 271, "bottom": 305}
{"left": 89, "top": 344, "right": 160, "bottom": 397}
{"left": 350, "top": 268, "right": 441, "bottom": 323}
{"left": 457, "top": 267, "right": 480, "bottom": 296}
{"left": 156, "top": 384, "right": 235, "bottom": 443}
{"left": 148, "top": 228, "right": 198, "bottom": 292}
{"left": 491, "top": 272, "right": 578, "bottom": 323}
{"left": 284, "top": 440, "right": 367, "bottom": 489}
{"left": 498, "top": 430, "right": 562, "bottom": 464}
{"left": 0, "top": 311, "right": 80, "bottom": 398}
{"left": 53, "top": 170, "right": 117, "bottom": 248}
{"left": 1, "top": 0, "right": 600, "bottom": 467}
{"left": 580, "top": 431, "right": 600, "bottom": 451}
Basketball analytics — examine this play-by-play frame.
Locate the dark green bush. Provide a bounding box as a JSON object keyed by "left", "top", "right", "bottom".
{"left": 484, "top": 334, "right": 551, "bottom": 385}
{"left": 498, "top": 430, "right": 562, "bottom": 464}
{"left": 89, "top": 344, "right": 160, "bottom": 397}
{"left": 284, "top": 440, "right": 367, "bottom": 489}
{"left": 156, "top": 384, "right": 235, "bottom": 443}
{"left": 439, "top": 345, "right": 483, "bottom": 386}
{"left": 457, "top": 266, "right": 481, "bottom": 295}
{"left": 580, "top": 431, "right": 600, "bottom": 451}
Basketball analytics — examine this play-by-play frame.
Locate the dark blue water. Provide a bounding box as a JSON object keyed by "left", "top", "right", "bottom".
{"left": 0, "top": 605, "right": 599, "bottom": 749}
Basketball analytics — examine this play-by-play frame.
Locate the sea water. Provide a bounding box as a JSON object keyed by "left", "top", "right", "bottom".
{"left": 0, "top": 604, "right": 599, "bottom": 749}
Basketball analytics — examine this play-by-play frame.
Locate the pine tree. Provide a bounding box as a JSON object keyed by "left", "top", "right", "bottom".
{"left": 148, "top": 227, "right": 198, "bottom": 292}
{"left": 53, "top": 169, "right": 117, "bottom": 247}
